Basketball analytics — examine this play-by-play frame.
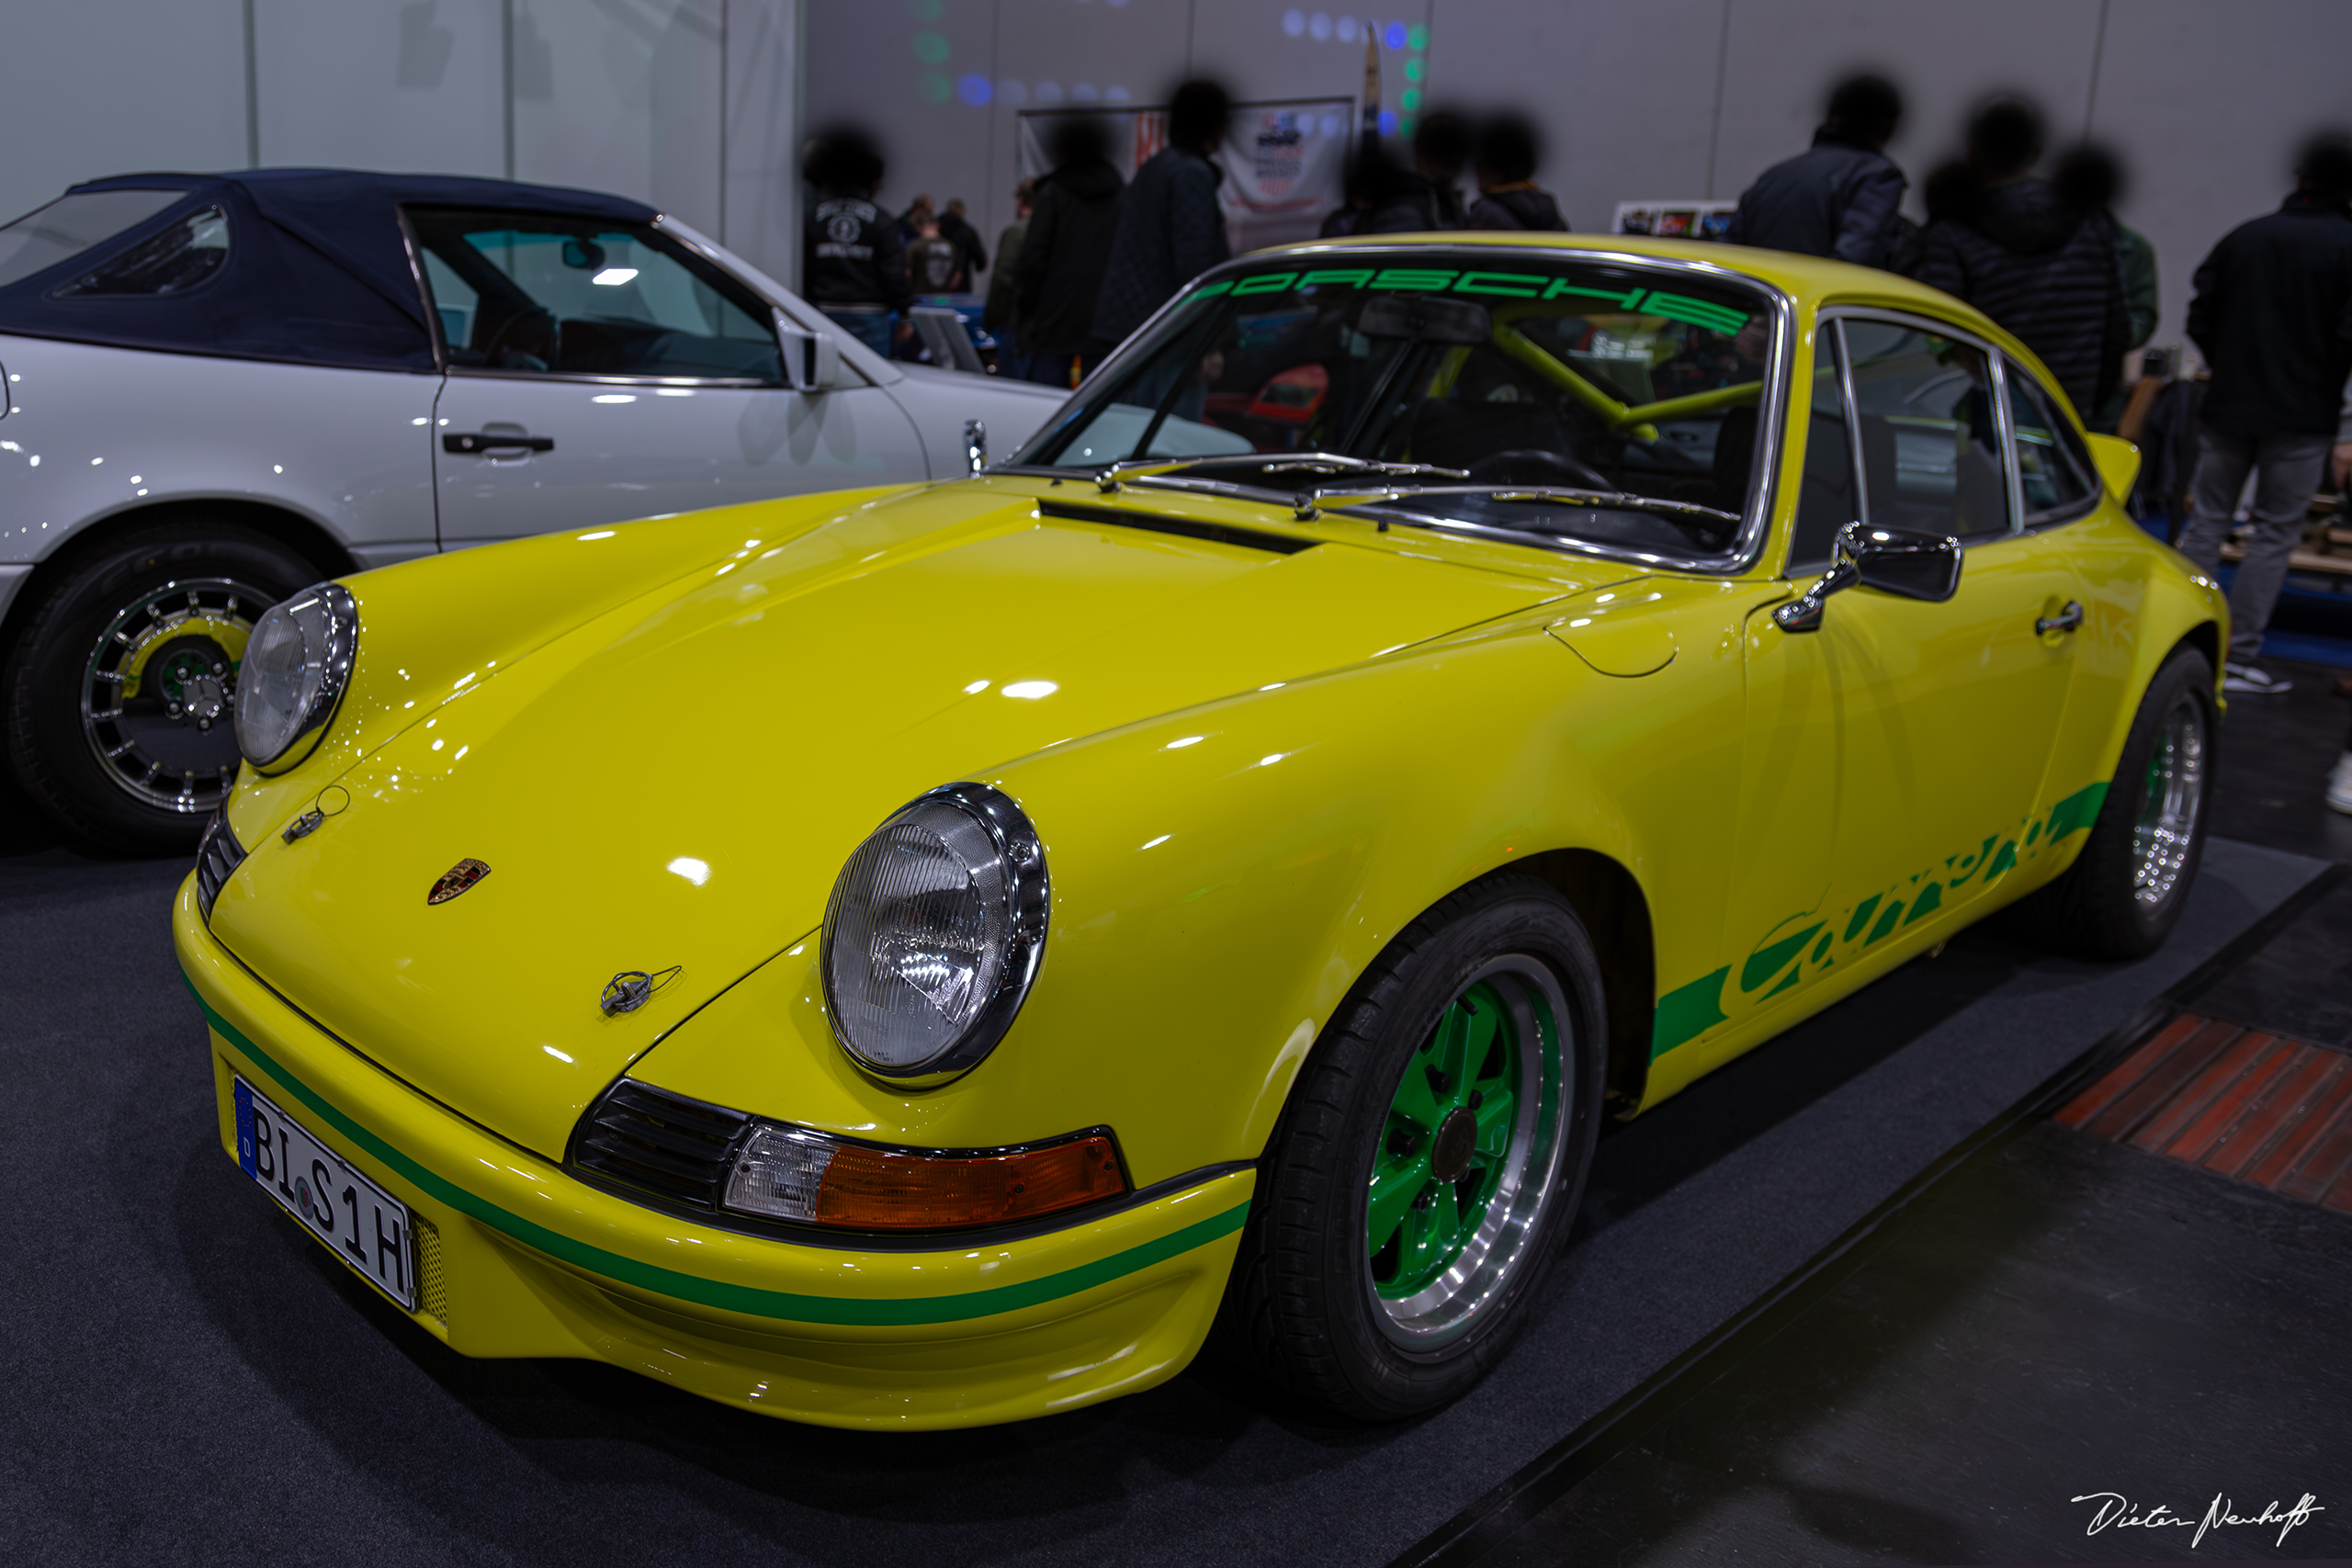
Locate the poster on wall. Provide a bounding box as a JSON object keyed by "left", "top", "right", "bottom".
{"left": 1018, "top": 97, "right": 1354, "bottom": 256}
{"left": 1613, "top": 200, "right": 1737, "bottom": 241}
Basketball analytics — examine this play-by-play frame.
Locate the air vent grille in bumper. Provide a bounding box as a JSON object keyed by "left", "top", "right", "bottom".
{"left": 195, "top": 808, "right": 247, "bottom": 921}
{"left": 570, "top": 1079, "right": 751, "bottom": 1208}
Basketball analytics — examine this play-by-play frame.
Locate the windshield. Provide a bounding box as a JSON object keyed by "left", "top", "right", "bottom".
{"left": 1012, "top": 253, "right": 1781, "bottom": 558}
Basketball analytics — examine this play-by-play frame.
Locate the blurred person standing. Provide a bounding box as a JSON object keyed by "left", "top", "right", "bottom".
{"left": 906, "top": 211, "right": 960, "bottom": 296}
{"left": 985, "top": 179, "right": 1036, "bottom": 378}
{"left": 1914, "top": 98, "right": 2129, "bottom": 423}
{"left": 1367, "top": 112, "right": 1470, "bottom": 232}
{"left": 803, "top": 128, "right": 910, "bottom": 359}
{"left": 2054, "top": 145, "right": 2159, "bottom": 433}
{"left": 1014, "top": 117, "right": 1125, "bottom": 388}
{"left": 1095, "top": 80, "right": 1234, "bottom": 347}
{"left": 939, "top": 198, "right": 989, "bottom": 292}
{"left": 2173, "top": 135, "right": 2352, "bottom": 697}
{"left": 1724, "top": 73, "right": 1907, "bottom": 266}
{"left": 897, "top": 193, "right": 934, "bottom": 243}
{"left": 1465, "top": 115, "right": 1568, "bottom": 231}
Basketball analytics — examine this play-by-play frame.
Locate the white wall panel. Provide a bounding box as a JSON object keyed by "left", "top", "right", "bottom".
{"left": 722, "top": 0, "right": 805, "bottom": 286}
{"left": 0, "top": 0, "right": 247, "bottom": 224}
{"left": 512, "top": 0, "right": 725, "bottom": 231}
{"left": 1424, "top": 0, "right": 1728, "bottom": 235}
{"left": 1712, "top": 0, "right": 2103, "bottom": 212}
{"left": 2086, "top": 0, "right": 2352, "bottom": 353}
{"left": 254, "top": 0, "right": 504, "bottom": 175}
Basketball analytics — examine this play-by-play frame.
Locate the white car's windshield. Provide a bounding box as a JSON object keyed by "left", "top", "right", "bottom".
{"left": 1012, "top": 253, "right": 1781, "bottom": 558}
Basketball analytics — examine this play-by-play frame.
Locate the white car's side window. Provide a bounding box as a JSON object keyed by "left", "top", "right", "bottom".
{"left": 407, "top": 208, "right": 783, "bottom": 383}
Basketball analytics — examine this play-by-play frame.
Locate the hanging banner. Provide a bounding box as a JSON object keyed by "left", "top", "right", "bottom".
{"left": 1017, "top": 96, "right": 1354, "bottom": 257}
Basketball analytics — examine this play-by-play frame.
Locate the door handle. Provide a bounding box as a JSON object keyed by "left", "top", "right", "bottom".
{"left": 443, "top": 432, "right": 554, "bottom": 455}
{"left": 2036, "top": 600, "right": 2085, "bottom": 636}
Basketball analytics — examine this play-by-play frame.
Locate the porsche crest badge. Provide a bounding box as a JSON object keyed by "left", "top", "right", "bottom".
{"left": 427, "top": 858, "right": 491, "bottom": 905}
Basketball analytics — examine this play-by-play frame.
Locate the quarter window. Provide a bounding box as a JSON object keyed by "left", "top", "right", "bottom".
{"left": 0, "top": 189, "right": 188, "bottom": 290}
{"left": 2005, "top": 363, "right": 2099, "bottom": 523}
{"left": 1842, "top": 319, "right": 2011, "bottom": 539}
{"left": 51, "top": 205, "right": 231, "bottom": 298}
{"left": 406, "top": 209, "right": 783, "bottom": 381}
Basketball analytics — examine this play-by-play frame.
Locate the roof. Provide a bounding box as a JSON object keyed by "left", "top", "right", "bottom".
{"left": 0, "top": 168, "right": 659, "bottom": 373}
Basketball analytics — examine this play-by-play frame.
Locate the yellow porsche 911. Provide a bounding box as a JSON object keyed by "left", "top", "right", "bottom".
{"left": 175, "top": 234, "right": 2222, "bottom": 1428}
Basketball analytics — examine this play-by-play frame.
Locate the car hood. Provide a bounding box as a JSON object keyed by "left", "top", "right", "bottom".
{"left": 209, "top": 480, "right": 1631, "bottom": 1159}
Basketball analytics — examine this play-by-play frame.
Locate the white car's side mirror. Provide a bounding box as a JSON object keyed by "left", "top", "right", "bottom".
{"left": 776, "top": 319, "right": 841, "bottom": 391}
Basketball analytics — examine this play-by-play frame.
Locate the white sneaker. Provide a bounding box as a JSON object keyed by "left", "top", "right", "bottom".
{"left": 2222, "top": 661, "right": 2293, "bottom": 694}
{"left": 2329, "top": 753, "right": 2352, "bottom": 817}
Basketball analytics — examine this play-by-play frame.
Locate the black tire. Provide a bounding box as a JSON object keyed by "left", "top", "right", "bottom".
{"left": 3, "top": 521, "right": 327, "bottom": 855}
{"left": 1213, "top": 872, "right": 1607, "bottom": 1421}
{"left": 2007, "top": 645, "right": 2215, "bottom": 960}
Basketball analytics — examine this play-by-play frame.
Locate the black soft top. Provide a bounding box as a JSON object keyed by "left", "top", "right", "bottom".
{"left": 0, "top": 168, "right": 659, "bottom": 372}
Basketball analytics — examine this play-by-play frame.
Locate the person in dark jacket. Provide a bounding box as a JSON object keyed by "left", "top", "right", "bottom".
{"left": 2172, "top": 134, "right": 2352, "bottom": 697}
{"left": 984, "top": 179, "right": 1035, "bottom": 378}
{"left": 1724, "top": 74, "right": 1906, "bottom": 266}
{"left": 2053, "top": 145, "right": 2159, "bottom": 433}
{"left": 1913, "top": 98, "right": 2129, "bottom": 422}
{"left": 802, "top": 127, "right": 910, "bottom": 358}
{"left": 1094, "top": 80, "right": 1233, "bottom": 346}
{"left": 938, "top": 198, "right": 988, "bottom": 291}
{"left": 1366, "top": 112, "right": 1469, "bottom": 233}
{"left": 1014, "top": 118, "right": 1125, "bottom": 388}
{"left": 1466, "top": 114, "right": 1567, "bottom": 231}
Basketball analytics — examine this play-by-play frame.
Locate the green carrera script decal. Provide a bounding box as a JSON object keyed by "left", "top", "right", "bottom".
{"left": 1190, "top": 269, "right": 1751, "bottom": 335}
{"left": 1650, "top": 782, "right": 2109, "bottom": 1061}
{"left": 181, "top": 976, "right": 1249, "bottom": 1326}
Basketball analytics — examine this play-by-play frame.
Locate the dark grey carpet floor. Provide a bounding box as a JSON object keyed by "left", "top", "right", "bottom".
{"left": 0, "top": 838, "right": 2325, "bottom": 1567}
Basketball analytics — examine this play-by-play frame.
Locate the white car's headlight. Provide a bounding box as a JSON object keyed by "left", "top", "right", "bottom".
{"left": 234, "top": 581, "right": 356, "bottom": 772}
{"left": 821, "top": 783, "right": 1048, "bottom": 1083}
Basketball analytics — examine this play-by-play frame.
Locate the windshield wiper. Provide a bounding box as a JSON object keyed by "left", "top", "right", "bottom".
{"left": 1091, "top": 453, "right": 1466, "bottom": 496}
{"left": 1293, "top": 483, "right": 1742, "bottom": 531}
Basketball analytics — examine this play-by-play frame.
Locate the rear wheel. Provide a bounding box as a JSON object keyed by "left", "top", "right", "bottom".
{"left": 3, "top": 521, "right": 326, "bottom": 854}
{"left": 2008, "top": 646, "right": 2214, "bottom": 959}
{"left": 1215, "top": 874, "right": 1605, "bottom": 1420}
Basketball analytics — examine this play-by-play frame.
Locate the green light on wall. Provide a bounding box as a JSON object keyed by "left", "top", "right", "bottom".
{"left": 912, "top": 31, "right": 949, "bottom": 64}
{"left": 910, "top": 0, "right": 944, "bottom": 18}
{"left": 1404, "top": 57, "right": 1424, "bottom": 81}
{"left": 917, "top": 71, "right": 951, "bottom": 103}
{"left": 1400, "top": 87, "right": 1422, "bottom": 111}
{"left": 1408, "top": 23, "right": 1429, "bottom": 49}
{"left": 1398, "top": 116, "right": 1419, "bottom": 137}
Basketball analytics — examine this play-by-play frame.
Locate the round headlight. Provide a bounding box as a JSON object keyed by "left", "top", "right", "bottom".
{"left": 234, "top": 581, "right": 356, "bottom": 772}
{"left": 821, "top": 783, "right": 1049, "bottom": 1083}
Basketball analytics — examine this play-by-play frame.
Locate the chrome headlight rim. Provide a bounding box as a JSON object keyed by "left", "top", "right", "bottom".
{"left": 235, "top": 581, "right": 357, "bottom": 774}
{"left": 820, "top": 782, "right": 1050, "bottom": 1086}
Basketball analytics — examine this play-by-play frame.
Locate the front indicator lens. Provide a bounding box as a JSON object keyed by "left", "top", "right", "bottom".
{"left": 725, "top": 1125, "right": 1124, "bottom": 1230}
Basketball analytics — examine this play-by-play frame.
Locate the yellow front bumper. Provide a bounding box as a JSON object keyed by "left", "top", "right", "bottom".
{"left": 173, "top": 875, "right": 1252, "bottom": 1429}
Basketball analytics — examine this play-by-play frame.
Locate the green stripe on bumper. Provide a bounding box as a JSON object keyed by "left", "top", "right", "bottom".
{"left": 182, "top": 972, "right": 1249, "bottom": 1327}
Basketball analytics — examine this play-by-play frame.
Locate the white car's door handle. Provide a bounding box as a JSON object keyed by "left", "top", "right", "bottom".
{"left": 444, "top": 431, "right": 554, "bottom": 455}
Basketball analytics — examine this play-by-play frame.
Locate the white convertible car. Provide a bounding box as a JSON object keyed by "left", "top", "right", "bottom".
{"left": 0, "top": 169, "right": 1060, "bottom": 851}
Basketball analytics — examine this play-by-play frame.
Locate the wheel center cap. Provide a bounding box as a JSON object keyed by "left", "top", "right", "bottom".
{"left": 1430, "top": 1107, "right": 1477, "bottom": 1184}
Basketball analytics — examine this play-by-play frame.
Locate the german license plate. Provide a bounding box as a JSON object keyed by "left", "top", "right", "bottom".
{"left": 233, "top": 1077, "right": 416, "bottom": 1312}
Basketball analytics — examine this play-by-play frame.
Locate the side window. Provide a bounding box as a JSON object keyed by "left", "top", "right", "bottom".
{"left": 1842, "top": 319, "right": 2012, "bottom": 539}
{"left": 405, "top": 208, "right": 782, "bottom": 382}
{"left": 1788, "top": 321, "right": 1858, "bottom": 574}
{"left": 51, "top": 205, "right": 230, "bottom": 298}
{"left": 2005, "top": 362, "right": 2099, "bottom": 523}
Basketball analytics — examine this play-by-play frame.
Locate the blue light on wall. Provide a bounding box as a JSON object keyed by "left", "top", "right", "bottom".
{"left": 957, "top": 73, "right": 991, "bottom": 107}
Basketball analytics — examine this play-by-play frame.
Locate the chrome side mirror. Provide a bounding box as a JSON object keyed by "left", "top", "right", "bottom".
{"left": 964, "top": 419, "right": 987, "bottom": 475}
{"left": 1774, "top": 523, "right": 1962, "bottom": 632}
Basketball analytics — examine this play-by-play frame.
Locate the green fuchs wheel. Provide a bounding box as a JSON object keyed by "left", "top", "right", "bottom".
{"left": 1216, "top": 874, "right": 1605, "bottom": 1419}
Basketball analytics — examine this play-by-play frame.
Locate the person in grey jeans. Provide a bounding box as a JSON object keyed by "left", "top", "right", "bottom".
{"left": 2173, "top": 134, "right": 2352, "bottom": 695}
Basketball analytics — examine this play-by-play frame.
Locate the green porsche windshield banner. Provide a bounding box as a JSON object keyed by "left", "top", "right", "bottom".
{"left": 1191, "top": 269, "right": 1752, "bottom": 336}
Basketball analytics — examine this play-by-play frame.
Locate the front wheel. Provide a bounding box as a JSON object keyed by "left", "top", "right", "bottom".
{"left": 3, "top": 521, "right": 326, "bottom": 854}
{"left": 1214, "top": 874, "right": 1606, "bottom": 1420}
{"left": 2009, "top": 645, "right": 2215, "bottom": 959}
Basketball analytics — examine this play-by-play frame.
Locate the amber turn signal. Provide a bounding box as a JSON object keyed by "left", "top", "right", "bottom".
{"left": 725, "top": 1125, "right": 1126, "bottom": 1230}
